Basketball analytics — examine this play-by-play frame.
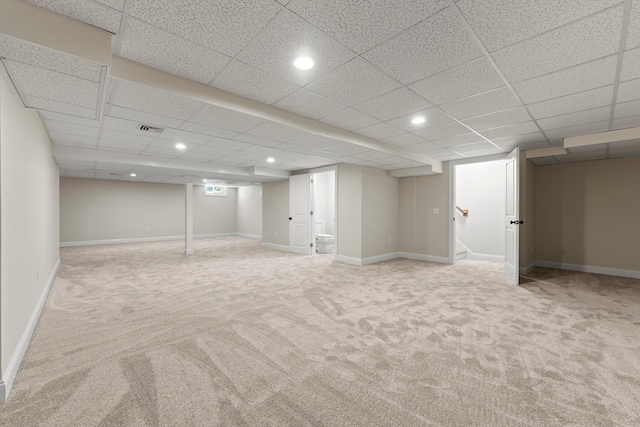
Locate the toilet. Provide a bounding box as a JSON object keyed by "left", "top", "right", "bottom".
{"left": 316, "top": 234, "right": 335, "bottom": 254}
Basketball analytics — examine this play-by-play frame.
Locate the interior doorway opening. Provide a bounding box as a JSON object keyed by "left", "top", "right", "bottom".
{"left": 312, "top": 169, "right": 336, "bottom": 256}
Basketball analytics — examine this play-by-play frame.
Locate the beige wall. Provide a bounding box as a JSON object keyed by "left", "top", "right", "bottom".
{"left": 336, "top": 163, "right": 363, "bottom": 259}
{"left": 261, "top": 179, "right": 289, "bottom": 246}
{"left": 520, "top": 156, "right": 537, "bottom": 270}
{"left": 362, "top": 166, "right": 399, "bottom": 258}
{"left": 536, "top": 156, "right": 640, "bottom": 272}
{"left": 1, "top": 67, "right": 60, "bottom": 380}
{"left": 60, "top": 178, "right": 237, "bottom": 243}
{"left": 399, "top": 162, "right": 451, "bottom": 259}
{"left": 237, "top": 185, "right": 262, "bottom": 237}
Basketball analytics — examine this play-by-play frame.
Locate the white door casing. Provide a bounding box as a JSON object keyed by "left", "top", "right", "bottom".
{"left": 289, "top": 174, "right": 313, "bottom": 255}
{"left": 504, "top": 148, "right": 520, "bottom": 284}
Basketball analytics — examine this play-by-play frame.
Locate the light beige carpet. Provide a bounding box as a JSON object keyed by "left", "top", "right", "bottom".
{"left": 1, "top": 237, "right": 639, "bottom": 426}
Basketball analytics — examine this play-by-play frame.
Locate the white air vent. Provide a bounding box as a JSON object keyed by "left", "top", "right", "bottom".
{"left": 138, "top": 124, "right": 164, "bottom": 134}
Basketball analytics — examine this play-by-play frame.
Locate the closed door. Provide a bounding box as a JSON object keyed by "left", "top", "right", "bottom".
{"left": 289, "top": 174, "right": 313, "bottom": 255}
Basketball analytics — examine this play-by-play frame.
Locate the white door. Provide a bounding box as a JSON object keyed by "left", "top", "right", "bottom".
{"left": 504, "top": 148, "right": 520, "bottom": 284}
{"left": 289, "top": 174, "right": 313, "bottom": 255}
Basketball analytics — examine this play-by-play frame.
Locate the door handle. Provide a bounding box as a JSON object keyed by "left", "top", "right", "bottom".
{"left": 289, "top": 217, "right": 292, "bottom": 220}
{"left": 510, "top": 220, "right": 524, "bottom": 225}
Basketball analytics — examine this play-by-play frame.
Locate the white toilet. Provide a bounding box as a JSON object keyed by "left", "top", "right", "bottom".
{"left": 315, "top": 220, "right": 334, "bottom": 254}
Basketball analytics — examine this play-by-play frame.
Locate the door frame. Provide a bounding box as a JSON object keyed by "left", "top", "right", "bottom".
{"left": 309, "top": 165, "right": 338, "bottom": 259}
{"left": 289, "top": 173, "right": 313, "bottom": 255}
{"left": 448, "top": 152, "right": 518, "bottom": 270}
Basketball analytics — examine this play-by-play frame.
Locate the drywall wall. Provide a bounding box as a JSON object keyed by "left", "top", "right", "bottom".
{"left": 261, "top": 179, "right": 289, "bottom": 247}
{"left": 399, "top": 162, "right": 451, "bottom": 261}
{"left": 455, "top": 160, "right": 506, "bottom": 260}
{"left": 313, "top": 170, "right": 336, "bottom": 236}
{"left": 520, "top": 156, "right": 537, "bottom": 271}
{"left": 60, "top": 178, "right": 237, "bottom": 243}
{"left": 536, "top": 156, "right": 640, "bottom": 274}
{"left": 237, "top": 185, "right": 262, "bottom": 237}
{"left": 362, "top": 166, "right": 399, "bottom": 258}
{"left": 336, "top": 163, "right": 363, "bottom": 259}
{"left": 1, "top": 66, "right": 60, "bottom": 395}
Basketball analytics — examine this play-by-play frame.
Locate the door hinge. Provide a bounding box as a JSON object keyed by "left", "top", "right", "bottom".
{"left": 310, "top": 243, "right": 313, "bottom": 248}
{"left": 310, "top": 210, "right": 313, "bottom": 215}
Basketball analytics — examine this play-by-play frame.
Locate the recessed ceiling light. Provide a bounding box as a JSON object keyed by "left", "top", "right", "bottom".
{"left": 130, "top": 173, "right": 137, "bottom": 177}
{"left": 293, "top": 56, "right": 314, "bottom": 70}
{"left": 175, "top": 142, "right": 186, "bottom": 150}
{"left": 411, "top": 116, "right": 426, "bottom": 125}
{"left": 267, "top": 157, "right": 275, "bottom": 163}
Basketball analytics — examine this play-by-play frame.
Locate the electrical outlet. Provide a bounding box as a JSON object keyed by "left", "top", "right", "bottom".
{"left": 433, "top": 208, "right": 439, "bottom": 214}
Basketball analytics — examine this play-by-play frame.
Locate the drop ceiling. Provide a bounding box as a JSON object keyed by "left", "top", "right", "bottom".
{"left": 0, "top": 0, "right": 638, "bottom": 185}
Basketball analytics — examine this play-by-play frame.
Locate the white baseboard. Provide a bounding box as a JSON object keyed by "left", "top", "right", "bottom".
{"left": 335, "top": 254, "right": 363, "bottom": 265}
{"left": 467, "top": 253, "right": 504, "bottom": 263}
{"left": 397, "top": 252, "right": 451, "bottom": 264}
{"left": 535, "top": 260, "right": 640, "bottom": 279}
{"left": 60, "top": 233, "right": 237, "bottom": 247}
{"left": 1, "top": 259, "right": 61, "bottom": 403}
{"left": 519, "top": 261, "right": 537, "bottom": 275}
{"left": 261, "top": 242, "right": 290, "bottom": 252}
{"left": 236, "top": 233, "right": 261, "bottom": 239}
{"left": 361, "top": 252, "right": 399, "bottom": 265}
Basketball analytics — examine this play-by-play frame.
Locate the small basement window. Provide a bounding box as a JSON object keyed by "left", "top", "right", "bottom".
{"left": 204, "top": 185, "right": 227, "bottom": 197}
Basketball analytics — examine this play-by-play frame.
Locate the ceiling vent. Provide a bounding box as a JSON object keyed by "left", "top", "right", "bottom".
{"left": 138, "top": 124, "right": 164, "bottom": 134}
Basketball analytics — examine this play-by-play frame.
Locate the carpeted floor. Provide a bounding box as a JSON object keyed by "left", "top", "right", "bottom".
{"left": 1, "top": 236, "right": 639, "bottom": 426}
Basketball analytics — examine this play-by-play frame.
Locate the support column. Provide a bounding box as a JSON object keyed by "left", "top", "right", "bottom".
{"left": 185, "top": 182, "right": 194, "bottom": 255}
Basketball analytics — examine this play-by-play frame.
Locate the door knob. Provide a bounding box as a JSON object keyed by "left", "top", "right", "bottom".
{"left": 510, "top": 220, "right": 523, "bottom": 224}
{"left": 288, "top": 217, "right": 292, "bottom": 220}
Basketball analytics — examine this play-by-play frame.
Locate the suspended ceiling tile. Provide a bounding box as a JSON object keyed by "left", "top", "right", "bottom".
{"left": 320, "top": 109, "right": 379, "bottom": 131}
{"left": 355, "top": 122, "right": 405, "bottom": 139}
{"left": 452, "top": 141, "right": 499, "bottom": 154}
{"left": 24, "top": 0, "right": 123, "bottom": 33}
{"left": 110, "top": 80, "right": 204, "bottom": 121}
{"left": 44, "top": 120, "right": 101, "bottom": 138}
{"left": 239, "top": 145, "right": 282, "bottom": 156}
{"left": 154, "top": 129, "right": 213, "bottom": 145}
{"left": 614, "top": 100, "right": 640, "bottom": 118}
{"left": 612, "top": 115, "right": 640, "bottom": 129}
{"left": 350, "top": 150, "right": 394, "bottom": 161}
{"left": 404, "top": 141, "right": 442, "bottom": 153}
{"left": 413, "top": 121, "right": 470, "bottom": 141}
{"left": 494, "top": 6, "right": 623, "bottom": 83}
{"left": 97, "top": 139, "right": 147, "bottom": 153}
{"left": 0, "top": 36, "right": 102, "bottom": 82}
{"left": 290, "top": 134, "right": 341, "bottom": 150}
{"left": 363, "top": 8, "right": 483, "bottom": 84}
{"left": 306, "top": 58, "right": 401, "bottom": 107}
{"left": 102, "top": 115, "right": 149, "bottom": 133}
{"left": 457, "top": 0, "right": 620, "bottom": 52}
{"left": 128, "top": 0, "right": 280, "bottom": 57}
{"left": 95, "top": 0, "right": 125, "bottom": 11}
{"left": 119, "top": 18, "right": 230, "bottom": 84}
{"left": 273, "top": 88, "right": 344, "bottom": 119}
{"left": 40, "top": 111, "right": 101, "bottom": 128}
{"left": 100, "top": 128, "right": 155, "bottom": 145}
{"left": 479, "top": 121, "right": 540, "bottom": 140}
{"left": 616, "top": 78, "right": 640, "bottom": 103}
{"left": 142, "top": 144, "right": 193, "bottom": 158}
{"left": 188, "top": 104, "right": 265, "bottom": 133}
{"left": 409, "top": 58, "right": 505, "bottom": 105}
{"left": 179, "top": 123, "right": 238, "bottom": 140}
{"left": 50, "top": 132, "right": 98, "bottom": 147}
{"left": 107, "top": 106, "right": 184, "bottom": 129}
{"left": 386, "top": 107, "right": 454, "bottom": 132}
{"left": 383, "top": 133, "right": 424, "bottom": 147}
{"left": 620, "top": 48, "right": 640, "bottom": 82}
{"left": 318, "top": 143, "right": 368, "bottom": 156}
{"left": 491, "top": 132, "right": 547, "bottom": 148}
{"left": 538, "top": 106, "right": 612, "bottom": 131}
{"left": 271, "top": 142, "right": 315, "bottom": 155}
{"left": 211, "top": 60, "right": 299, "bottom": 105}
{"left": 202, "top": 137, "right": 251, "bottom": 151}
{"left": 24, "top": 95, "right": 96, "bottom": 118}
{"left": 493, "top": 139, "right": 549, "bottom": 152}
{"left": 626, "top": 0, "right": 640, "bottom": 50}
{"left": 430, "top": 132, "right": 484, "bottom": 148}
{"left": 4, "top": 60, "right": 100, "bottom": 109}
{"left": 233, "top": 134, "right": 282, "bottom": 148}
{"left": 389, "top": 160, "right": 424, "bottom": 169}
{"left": 178, "top": 151, "right": 229, "bottom": 162}
{"left": 441, "top": 87, "right": 521, "bottom": 120}
{"left": 65, "top": 171, "right": 96, "bottom": 178}
{"left": 544, "top": 120, "right": 610, "bottom": 140}
{"left": 423, "top": 147, "right": 460, "bottom": 159}
{"left": 557, "top": 150, "right": 608, "bottom": 163}
{"left": 526, "top": 86, "right": 614, "bottom": 119}
{"left": 236, "top": 11, "right": 356, "bottom": 87}
{"left": 245, "top": 121, "right": 309, "bottom": 143}
{"left": 457, "top": 148, "right": 505, "bottom": 159}
{"left": 286, "top": 0, "right": 447, "bottom": 54}
{"left": 353, "top": 88, "right": 432, "bottom": 121}
{"left": 462, "top": 107, "right": 531, "bottom": 131}
{"left": 512, "top": 55, "right": 618, "bottom": 104}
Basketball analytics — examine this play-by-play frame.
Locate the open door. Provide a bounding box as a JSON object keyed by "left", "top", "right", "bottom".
{"left": 504, "top": 148, "right": 520, "bottom": 284}
{"left": 289, "top": 174, "right": 313, "bottom": 255}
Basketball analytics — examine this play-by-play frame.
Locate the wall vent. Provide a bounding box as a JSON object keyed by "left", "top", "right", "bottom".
{"left": 138, "top": 124, "right": 164, "bottom": 134}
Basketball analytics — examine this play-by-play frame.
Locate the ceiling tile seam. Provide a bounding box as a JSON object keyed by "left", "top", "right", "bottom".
{"left": 0, "top": 56, "right": 103, "bottom": 84}
{"left": 447, "top": 0, "right": 550, "bottom": 149}
{"left": 608, "top": 0, "right": 633, "bottom": 129}
{"left": 112, "top": 0, "right": 132, "bottom": 56}
{"left": 484, "top": 2, "right": 627, "bottom": 55}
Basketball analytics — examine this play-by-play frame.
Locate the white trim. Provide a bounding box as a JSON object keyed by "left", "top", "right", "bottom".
{"left": 184, "top": 249, "right": 194, "bottom": 255}
{"left": 467, "top": 253, "right": 504, "bottom": 263}
{"left": 60, "top": 233, "right": 237, "bottom": 247}
{"left": 397, "top": 252, "right": 451, "bottom": 264}
{"left": 235, "top": 233, "right": 261, "bottom": 239}
{"left": 335, "top": 254, "right": 363, "bottom": 265}
{"left": 535, "top": 260, "right": 640, "bottom": 279}
{"left": 519, "top": 261, "right": 537, "bottom": 275}
{"left": 361, "top": 252, "right": 398, "bottom": 265}
{"left": 1, "top": 259, "right": 61, "bottom": 403}
{"left": 261, "top": 242, "right": 290, "bottom": 252}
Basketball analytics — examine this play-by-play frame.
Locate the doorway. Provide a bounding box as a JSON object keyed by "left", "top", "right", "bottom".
{"left": 312, "top": 169, "right": 336, "bottom": 256}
